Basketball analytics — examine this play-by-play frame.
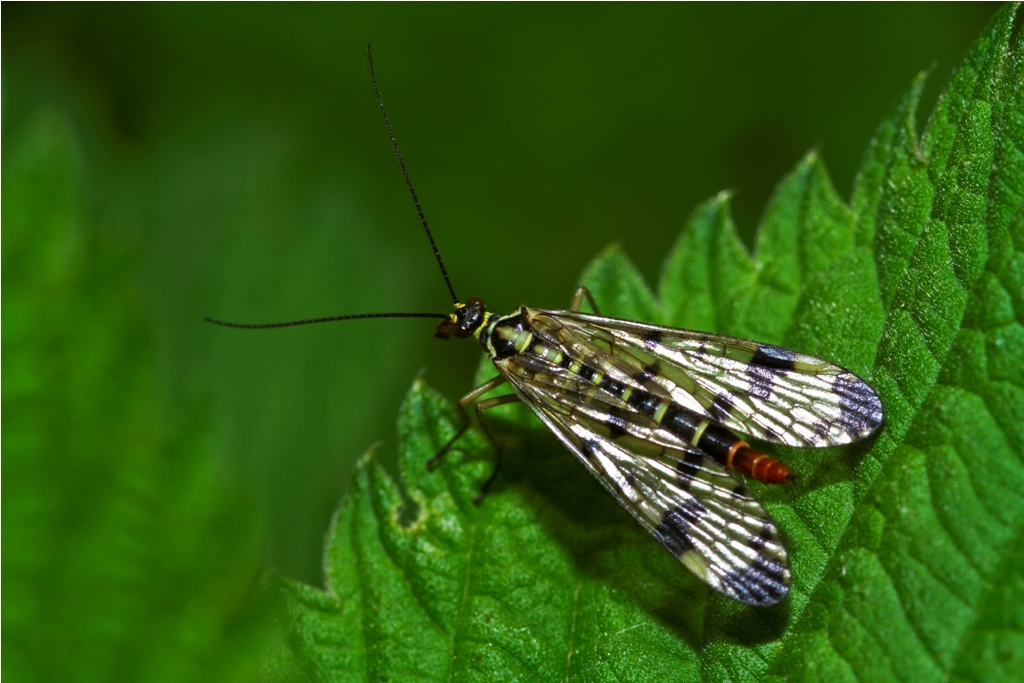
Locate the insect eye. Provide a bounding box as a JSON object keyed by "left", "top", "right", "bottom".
{"left": 453, "top": 298, "right": 486, "bottom": 338}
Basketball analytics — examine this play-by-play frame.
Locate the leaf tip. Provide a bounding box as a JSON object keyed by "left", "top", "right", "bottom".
{"left": 355, "top": 447, "right": 378, "bottom": 471}
{"left": 804, "top": 147, "right": 821, "bottom": 163}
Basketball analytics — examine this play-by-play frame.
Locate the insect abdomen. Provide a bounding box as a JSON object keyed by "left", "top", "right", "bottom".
{"left": 692, "top": 423, "right": 791, "bottom": 484}
{"left": 519, "top": 342, "right": 793, "bottom": 485}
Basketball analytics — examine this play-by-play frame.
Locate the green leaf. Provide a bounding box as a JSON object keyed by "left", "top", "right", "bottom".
{"left": 269, "top": 6, "right": 1024, "bottom": 681}
{"left": 2, "top": 112, "right": 270, "bottom": 681}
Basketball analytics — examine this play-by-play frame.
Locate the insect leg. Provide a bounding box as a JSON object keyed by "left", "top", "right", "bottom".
{"left": 428, "top": 374, "right": 508, "bottom": 469}
{"left": 570, "top": 286, "right": 602, "bottom": 314}
{"left": 471, "top": 393, "right": 521, "bottom": 505}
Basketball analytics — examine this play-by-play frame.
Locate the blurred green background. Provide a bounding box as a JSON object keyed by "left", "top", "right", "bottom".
{"left": 3, "top": 4, "right": 996, "bottom": 677}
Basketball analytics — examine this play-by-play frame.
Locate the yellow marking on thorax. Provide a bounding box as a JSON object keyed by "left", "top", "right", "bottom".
{"left": 470, "top": 312, "right": 495, "bottom": 341}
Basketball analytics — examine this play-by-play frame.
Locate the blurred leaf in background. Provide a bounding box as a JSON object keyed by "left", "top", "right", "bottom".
{"left": 1, "top": 4, "right": 1010, "bottom": 682}
{"left": 3, "top": 111, "right": 267, "bottom": 679}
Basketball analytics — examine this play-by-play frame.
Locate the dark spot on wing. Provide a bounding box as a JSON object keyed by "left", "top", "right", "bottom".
{"left": 642, "top": 329, "right": 663, "bottom": 349}
{"left": 719, "top": 555, "right": 790, "bottom": 606}
{"left": 810, "top": 419, "right": 830, "bottom": 444}
{"left": 581, "top": 438, "right": 600, "bottom": 461}
{"left": 632, "top": 362, "right": 659, "bottom": 385}
{"left": 710, "top": 392, "right": 735, "bottom": 422}
{"left": 748, "top": 524, "right": 776, "bottom": 550}
{"left": 652, "top": 499, "right": 706, "bottom": 557}
{"left": 675, "top": 451, "right": 707, "bottom": 488}
{"left": 746, "top": 364, "right": 776, "bottom": 400}
{"left": 604, "top": 408, "right": 628, "bottom": 438}
{"left": 833, "top": 373, "right": 885, "bottom": 437}
{"left": 750, "top": 344, "right": 798, "bottom": 370}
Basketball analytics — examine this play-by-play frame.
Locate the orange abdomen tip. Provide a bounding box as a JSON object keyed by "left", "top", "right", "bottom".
{"left": 729, "top": 444, "right": 791, "bottom": 484}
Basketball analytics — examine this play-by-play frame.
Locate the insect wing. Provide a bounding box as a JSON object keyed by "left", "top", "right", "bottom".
{"left": 495, "top": 363, "right": 790, "bottom": 606}
{"left": 552, "top": 311, "right": 884, "bottom": 449}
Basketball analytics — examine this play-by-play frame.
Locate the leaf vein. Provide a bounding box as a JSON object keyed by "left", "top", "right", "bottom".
{"left": 942, "top": 517, "right": 1024, "bottom": 682}
{"left": 370, "top": 494, "right": 450, "bottom": 641}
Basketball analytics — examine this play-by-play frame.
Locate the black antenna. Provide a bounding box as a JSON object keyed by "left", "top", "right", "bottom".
{"left": 367, "top": 44, "right": 459, "bottom": 305}
{"left": 204, "top": 48, "right": 460, "bottom": 332}
{"left": 204, "top": 311, "right": 448, "bottom": 330}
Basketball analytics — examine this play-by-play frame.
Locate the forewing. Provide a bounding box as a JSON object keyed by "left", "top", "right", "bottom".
{"left": 550, "top": 311, "right": 884, "bottom": 448}
{"left": 496, "top": 358, "right": 790, "bottom": 606}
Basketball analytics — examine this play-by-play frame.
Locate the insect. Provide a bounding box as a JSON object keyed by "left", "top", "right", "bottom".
{"left": 207, "top": 47, "right": 885, "bottom": 607}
